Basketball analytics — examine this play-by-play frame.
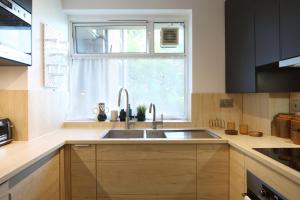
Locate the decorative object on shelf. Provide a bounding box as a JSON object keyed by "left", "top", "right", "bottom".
{"left": 119, "top": 109, "right": 126, "bottom": 122}
{"left": 136, "top": 105, "right": 147, "bottom": 121}
{"left": 43, "top": 24, "right": 69, "bottom": 89}
{"left": 97, "top": 103, "right": 109, "bottom": 122}
{"left": 110, "top": 110, "right": 118, "bottom": 122}
{"left": 239, "top": 124, "right": 248, "bottom": 135}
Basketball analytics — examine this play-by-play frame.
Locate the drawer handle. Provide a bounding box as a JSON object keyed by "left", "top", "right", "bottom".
{"left": 73, "top": 144, "right": 91, "bottom": 147}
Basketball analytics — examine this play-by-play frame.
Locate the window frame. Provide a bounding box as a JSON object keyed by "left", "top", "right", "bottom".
{"left": 69, "top": 18, "right": 190, "bottom": 120}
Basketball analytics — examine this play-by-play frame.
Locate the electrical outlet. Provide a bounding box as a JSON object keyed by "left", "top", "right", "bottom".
{"left": 291, "top": 100, "right": 300, "bottom": 113}
{"left": 220, "top": 99, "right": 234, "bottom": 108}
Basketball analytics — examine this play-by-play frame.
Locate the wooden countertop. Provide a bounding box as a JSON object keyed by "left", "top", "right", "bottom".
{"left": 0, "top": 128, "right": 299, "bottom": 186}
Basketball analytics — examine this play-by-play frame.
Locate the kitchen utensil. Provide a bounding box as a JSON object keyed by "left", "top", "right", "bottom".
{"left": 249, "top": 131, "right": 263, "bottom": 137}
{"left": 225, "top": 129, "right": 238, "bottom": 135}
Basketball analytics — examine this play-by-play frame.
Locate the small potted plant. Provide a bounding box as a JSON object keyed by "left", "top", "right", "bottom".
{"left": 136, "top": 105, "right": 147, "bottom": 121}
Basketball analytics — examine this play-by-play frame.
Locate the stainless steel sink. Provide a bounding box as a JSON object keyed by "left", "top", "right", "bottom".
{"left": 146, "top": 130, "right": 167, "bottom": 138}
{"left": 102, "top": 129, "right": 219, "bottom": 139}
{"left": 102, "top": 130, "right": 144, "bottom": 139}
{"left": 164, "top": 129, "right": 219, "bottom": 139}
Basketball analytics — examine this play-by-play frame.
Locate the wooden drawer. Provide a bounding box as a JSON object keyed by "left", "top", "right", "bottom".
{"left": 97, "top": 144, "right": 197, "bottom": 197}
{"left": 71, "top": 144, "right": 96, "bottom": 163}
{"left": 97, "top": 144, "right": 196, "bottom": 161}
{"left": 197, "top": 144, "right": 229, "bottom": 200}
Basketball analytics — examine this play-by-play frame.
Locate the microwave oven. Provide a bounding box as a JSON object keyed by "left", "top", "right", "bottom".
{"left": 0, "top": 0, "right": 32, "bottom": 66}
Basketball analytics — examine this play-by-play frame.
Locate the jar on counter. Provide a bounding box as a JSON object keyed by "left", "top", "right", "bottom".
{"left": 275, "top": 113, "right": 293, "bottom": 139}
{"left": 291, "top": 114, "right": 300, "bottom": 145}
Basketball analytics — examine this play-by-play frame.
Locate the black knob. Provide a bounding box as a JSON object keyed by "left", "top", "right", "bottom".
{"left": 261, "top": 188, "right": 267, "bottom": 196}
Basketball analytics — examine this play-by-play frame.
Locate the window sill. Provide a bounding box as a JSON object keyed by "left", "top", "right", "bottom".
{"left": 62, "top": 119, "right": 193, "bottom": 129}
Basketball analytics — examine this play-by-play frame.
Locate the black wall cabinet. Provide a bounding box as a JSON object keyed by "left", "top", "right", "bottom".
{"left": 14, "top": 0, "right": 32, "bottom": 13}
{"left": 255, "top": 0, "right": 280, "bottom": 66}
{"left": 225, "top": 0, "right": 300, "bottom": 93}
{"left": 280, "top": 0, "right": 300, "bottom": 60}
{"left": 225, "top": 0, "right": 256, "bottom": 93}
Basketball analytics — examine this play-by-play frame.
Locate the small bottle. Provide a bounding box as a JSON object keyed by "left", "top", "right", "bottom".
{"left": 128, "top": 104, "right": 133, "bottom": 120}
{"left": 119, "top": 109, "right": 126, "bottom": 122}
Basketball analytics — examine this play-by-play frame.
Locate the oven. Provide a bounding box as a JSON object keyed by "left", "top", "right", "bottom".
{"left": 0, "top": 0, "right": 31, "bottom": 66}
{"left": 244, "top": 171, "right": 287, "bottom": 200}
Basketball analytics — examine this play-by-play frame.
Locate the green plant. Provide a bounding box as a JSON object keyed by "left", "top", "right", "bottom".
{"left": 136, "top": 104, "right": 147, "bottom": 121}
{"left": 136, "top": 104, "right": 147, "bottom": 115}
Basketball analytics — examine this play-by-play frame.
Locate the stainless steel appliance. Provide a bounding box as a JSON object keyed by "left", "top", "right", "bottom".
{"left": 244, "top": 171, "right": 287, "bottom": 200}
{"left": 0, "top": 118, "right": 12, "bottom": 146}
{"left": 0, "top": 0, "right": 31, "bottom": 66}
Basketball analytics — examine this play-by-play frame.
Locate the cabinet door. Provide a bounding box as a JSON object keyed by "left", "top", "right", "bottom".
{"left": 225, "top": 0, "right": 256, "bottom": 93}
{"left": 255, "top": 0, "right": 280, "bottom": 66}
{"left": 229, "top": 147, "right": 245, "bottom": 200}
{"left": 9, "top": 152, "right": 60, "bottom": 200}
{"left": 71, "top": 144, "right": 96, "bottom": 200}
{"left": 280, "top": 0, "right": 300, "bottom": 59}
{"left": 0, "top": 182, "right": 9, "bottom": 200}
{"left": 97, "top": 145, "right": 197, "bottom": 199}
{"left": 197, "top": 144, "right": 229, "bottom": 200}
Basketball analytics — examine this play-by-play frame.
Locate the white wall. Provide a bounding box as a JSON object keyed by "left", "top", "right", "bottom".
{"left": 28, "top": 0, "right": 68, "bottom": 139}
{"left": 62, "top": 0, "right": 226, "bottom": 93}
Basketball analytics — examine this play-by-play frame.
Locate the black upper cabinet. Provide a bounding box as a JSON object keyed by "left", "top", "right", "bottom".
{"left": 280, "top": 0, "right": 300, "bottom": 60}
{"left": 255, "top": 0, "right": 280, "bottom": 66}
{"left": 14, "top": 0, "right": 32, "bottom": 13}
{"left": 225, "top": 0, "right": 256, "bottom": 93}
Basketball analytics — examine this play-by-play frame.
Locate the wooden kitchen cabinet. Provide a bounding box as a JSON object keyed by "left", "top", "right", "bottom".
{"left": 280, "top": 0, "right": 300, "bottom": 60}
{"left": 229, "top": 147, "right": 245, "bottom": 200}
{"left": 97, "top": 144, "right": 197, "bottom": 199}
{"left": 8, "top": 151, "right": 60, "bottom": 200}
{"left": 197, "top": 144, "right": 229, "bottom": 200}
{"left": 70, "top": 144, "right": 96, "bottom": 200}
{"left": 0, "top": 182, "right": 9, "bottom": 200}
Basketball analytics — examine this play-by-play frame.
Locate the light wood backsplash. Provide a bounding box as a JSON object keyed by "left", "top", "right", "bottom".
{"left": 242, "top": 93, "right": 289, "bottom": 134}
{"left": 192, "top": 93, "right": 290, "bottom": 135}
{"left": 0, "top": 90, "right": 28, "bottom": 141}
{"left": 192, "top": 93, "right": 243, "bottom": 128}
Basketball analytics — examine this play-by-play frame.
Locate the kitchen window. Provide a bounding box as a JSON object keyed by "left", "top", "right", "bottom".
{"left": 68, "top": 20, "right": 188, "bottom": 120}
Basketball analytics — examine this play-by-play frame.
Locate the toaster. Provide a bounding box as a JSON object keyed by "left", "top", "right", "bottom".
{"left": 0, "top": 118, "right": 13, "bottom": 146}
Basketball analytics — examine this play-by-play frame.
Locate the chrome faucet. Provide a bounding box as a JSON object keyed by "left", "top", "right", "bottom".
{"left": 149, "top": 103, "right": 163, "bottom": 129}
{"left": 118, "top": 88, "right": 131, "bottom": 129}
